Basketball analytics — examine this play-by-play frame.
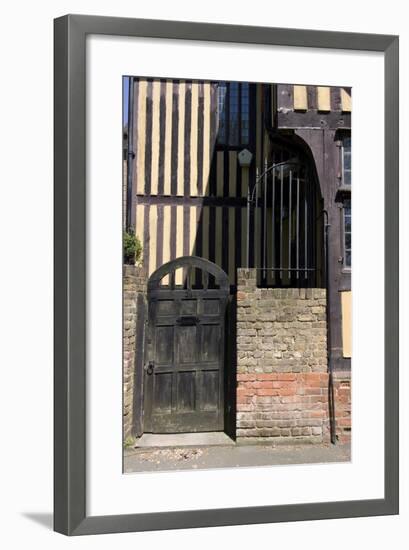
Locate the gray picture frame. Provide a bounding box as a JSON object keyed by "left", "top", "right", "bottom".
{"left": 54, "top": 14, "right": 399, "bottom": 536}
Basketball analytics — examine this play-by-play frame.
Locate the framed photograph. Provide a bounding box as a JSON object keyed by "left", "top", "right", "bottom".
{"left": 54, "top": 14, "right": 399, "bottom": 535}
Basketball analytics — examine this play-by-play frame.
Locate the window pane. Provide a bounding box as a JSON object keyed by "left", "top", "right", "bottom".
{"left": 217, "top": 82, "right": 227, "bottom": 144}
{"left": 217, "top": 80, "right": 251, "bottom": 146}
{"left": 344, "top": 199, "right": 351, "bottom": 268}
{"left": 344, "top": 171, "right": 351, "bottom": 185}
{"left": 342, "top": 135, "right": 351, "bottom": 185}
{"left": 241, "top": 82, "right": 250, "bottom": 144}
{"left": 344, "top": 153, "right": 351, "bottom": 171}
{"left": 229, "top": 82, "right": 239, "bottom": 145}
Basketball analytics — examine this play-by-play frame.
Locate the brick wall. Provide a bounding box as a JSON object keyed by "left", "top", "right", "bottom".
{"left": 236, "top": 268, "right": 331, "bottom": 444}
{"left": 123, "top": 159, "right": 127, "bottom": 230}
{"left": 122, "top": 265, "right": 351, "bottom": 445}
{"left": 332, "top": 371, "right": 352, "bottom": 443}
{"left": 123, "top": 265, "right": 146, "bottom": 441}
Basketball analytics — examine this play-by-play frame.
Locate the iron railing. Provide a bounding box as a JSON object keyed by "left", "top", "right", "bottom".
{"left": 246, "top": 152, "right": 322, "bottom": 288}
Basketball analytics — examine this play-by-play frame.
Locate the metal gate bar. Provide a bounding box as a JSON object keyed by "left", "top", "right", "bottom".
{"left": 247, "top": 151, "right": 320, "bottom": 288}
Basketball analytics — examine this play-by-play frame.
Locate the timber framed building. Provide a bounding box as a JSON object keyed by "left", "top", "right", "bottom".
{"left": 123, "top": 78, "right": 352, "bottom": 445}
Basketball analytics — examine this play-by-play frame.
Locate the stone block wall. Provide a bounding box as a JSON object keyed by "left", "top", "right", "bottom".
{"left": 236, "top": 268, "right": 331, "bottom": 444}
{"left": 121, "top": 265, "right": 351, "bottom": 445}
{"left": 123, "top": 265, "right": 146, "bottom": 441}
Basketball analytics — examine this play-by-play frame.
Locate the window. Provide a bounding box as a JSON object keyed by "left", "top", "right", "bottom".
{"left": 217, "top": 81, "right": 250, "bottom": 146}
{"left": 343, "top": 199, "right": 351, "bottom": 268}
{"left": 341, "top": 135, "right": 351, "bottom": 185}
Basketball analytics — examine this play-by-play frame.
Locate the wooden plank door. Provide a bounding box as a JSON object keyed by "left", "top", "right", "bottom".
{"left": 143, "top": 257, "right": 229, "bottom": 433}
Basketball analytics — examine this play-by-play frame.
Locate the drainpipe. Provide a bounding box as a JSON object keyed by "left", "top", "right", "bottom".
{"left": 323, "top": 210, "right": 336, "bottom": 444}
{"left": 126, "top": 77, "right": 135, "bottom": 231}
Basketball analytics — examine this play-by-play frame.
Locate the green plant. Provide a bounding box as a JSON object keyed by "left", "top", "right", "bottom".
{"left": 123, "top": 227, "right": 142, "bottom": 265}
{"left": 123, "top": 436, "right": 136, "bottom": 449}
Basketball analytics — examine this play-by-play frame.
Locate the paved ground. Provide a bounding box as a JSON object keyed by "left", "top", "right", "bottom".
{"left": 135, "top": 431, "right": 234, "bottom": 447}
{"left": 124, "top": 441, "right": 351, "bottom": 473}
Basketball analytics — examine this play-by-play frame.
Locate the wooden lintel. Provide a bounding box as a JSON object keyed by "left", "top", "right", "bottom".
{"left": 277, "top": 110, "right": 351, "bottom": 130}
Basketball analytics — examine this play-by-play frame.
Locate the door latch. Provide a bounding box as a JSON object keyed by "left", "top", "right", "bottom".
{"left": 144, "top": 361, "right": 155, "bottom": 375}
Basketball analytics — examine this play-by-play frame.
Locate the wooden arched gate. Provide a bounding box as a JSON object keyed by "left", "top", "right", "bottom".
{"left": 143, "top": 256, "right": 230, "bottom": 433}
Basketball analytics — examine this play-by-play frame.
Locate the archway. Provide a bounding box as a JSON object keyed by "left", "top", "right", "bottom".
{"left": 143, "top": 256, "right": 230, "bottom": 434}
{"left": 247, "top": 138, "right": 325, "bottom": 288}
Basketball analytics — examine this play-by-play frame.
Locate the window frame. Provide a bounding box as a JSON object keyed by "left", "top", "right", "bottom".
{"left": 216, "top": 80, "right": 252, "bottom": 149}
{"left": 341, "top": 134, "right": 351, "bottom": 187}
{"left": 342, "top": 198, "right": 352, "bottom": 271}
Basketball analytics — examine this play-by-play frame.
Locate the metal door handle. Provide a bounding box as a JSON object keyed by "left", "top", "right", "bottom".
{"left": 144, "top": 361, "right": 154, "bottom": 375}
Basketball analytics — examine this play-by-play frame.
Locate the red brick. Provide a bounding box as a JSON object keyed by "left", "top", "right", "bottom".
{"left": 309, "top": 410, "right": 326, "bottom": 418}
{"left": 272, "top": 381, "right": 296, "bottom": 390}
{"left": 237, "top": 374, "right": 256, "bottom": 381}
{"left": 237, "top": 381, "right": 253, "bottom": 390}
{"left": 300, "top": 373, "right": 322, "bottom": 387}
{"left": 237, "top": 394, "right": 250, "bottom": 404}
{"left": 253, "top": 381, "right": 274, "bottom": 389}
{"left": 337, "top": 417, "right": 351, "bottom": 427}
{"left": 257, "top": 389, "right": 280, "bottom": 396}
{"left": 237, "top": 388, "right": 252, "bottom": 396}
{"left": 279, "top": 387, "right": 297, "bottom": 396}
{"left": 320, "top": 373, "right": 329, "bottom": 383}
{"left": 277, "top": 374, "right": 297, "bottom": 381}
{"left": 256, "top": 373, "right": 277, "bottom": 380}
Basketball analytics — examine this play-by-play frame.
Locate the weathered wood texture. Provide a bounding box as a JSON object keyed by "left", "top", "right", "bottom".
{"left": 276, "top": 84, "right": 351, "bottom": 128}
{"left": 295, "top": 128, "right": 351, "bottom": 370}
{"left": 144, "top": 257, "right": 229, "bottom": 433}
